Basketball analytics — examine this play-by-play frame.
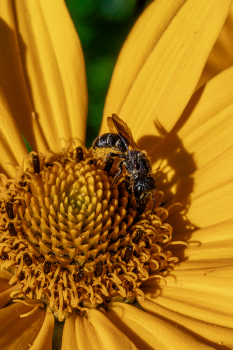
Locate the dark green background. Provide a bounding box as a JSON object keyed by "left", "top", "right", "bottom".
{"left": 65, "top": 0, "right": 151, "bottom": 148}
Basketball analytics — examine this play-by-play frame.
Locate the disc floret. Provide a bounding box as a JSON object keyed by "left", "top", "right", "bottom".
{"left": 0, "top": 147, "right": 176, "bottom": 321}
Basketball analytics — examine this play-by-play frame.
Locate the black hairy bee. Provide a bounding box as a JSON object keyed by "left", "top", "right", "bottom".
{"left": 92, "top": 113, "right": 157, "bottom": 213}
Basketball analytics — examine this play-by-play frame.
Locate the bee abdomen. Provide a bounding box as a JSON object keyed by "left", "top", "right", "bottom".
{"left": 133, "top": 176, "right": 156, "bottom": 200}
{"left": 92, "top": 133, "right": 127, "bottom": 157}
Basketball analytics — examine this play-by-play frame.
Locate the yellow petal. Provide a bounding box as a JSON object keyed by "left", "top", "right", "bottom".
{"left": 196, "top": 4, "right": 233, "bottom": 89}
{"left": 0, "top": 278, "right": 13, "bottom": 294}
{"left": 107, "top": 302, "right": 214, "bottom": 350}
{"left": 166, "top": 145, "right": 233, "bottom": 231}
{"left": 0, "top": 301, "right": 46, "bottom": 349}
{"left": 0, "top": 277, "right": 16, "bottom": 308}
{"left": 139, "top": 299, "right": 233, "bottom": 349}
{"left": 142, "top": 266, "right": 233, "bottom": 328}
{"left": 0, "top": 87, "right": 28, "bottom": 177}
{"left": 0, "top": 286, "right": 16, "bottom": 309}
{"left": 0, "top": 0, "right": 87, "bottom": 153}
{"left": 61, "top": 312, "right": 77, "bottom": 350}
{"left": 0, "top": 270, "right": 10, "bottom": 279}
{"left": 102, "top": 0, "right": 232, "bottom": 143}
{"left": 31, "top": 308, "right": 54, "bottom": 350}
{"left": 171, "top": 219, "right": 233, "bottom": 269}
{"left": 0, "top": 0, "right": 44, "bottom": 153}
{"left": 151, "top": 65, "right": 233, "bottom": 190}
{"left": 62, "top": 309, "right": 138, "bottom": 350}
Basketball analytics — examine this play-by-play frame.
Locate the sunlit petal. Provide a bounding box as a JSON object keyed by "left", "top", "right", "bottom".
{"left": 0, "top": 87, "right": 27, "bottom": 177}
{"left": 102, "top": 0, "right": 232, "bottom": 143}
{"left": 107, "top": 302, "right": 214, "bottom": 350}
{"left": 151, "top": 66, "right": 233, "bottom": 189}
{"left": 0, "top": 301, "right": 47, "bottom": 350}
{"left": 0, "top": 0, "right": 87, "bottom": 153}
{"left": 62, "top": 309, "right": 138, "bottom": 350}
{"left": 61, "top": 312, "right": 77, "bottom": 350}
{"left": 139, "top": 299, "right": 233, "bottom": 349}
{"left": 103, "top": 0, "right": 186, "bottom": 126}
{"left": 142, "top": 266, "right": 233, "bottom": 329}
{"left": 196, "top": 4, "right": 233, "bottom": 89}
{"left": 141, "top": 218, "right": 233, "bottom": 334}
{"left": 172, "top": 219, "right": 233, "bottom": 269}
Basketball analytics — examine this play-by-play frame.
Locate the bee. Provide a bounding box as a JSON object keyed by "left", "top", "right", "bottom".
{"left": 92, "top": 114, "right": 157, "bottom": 213}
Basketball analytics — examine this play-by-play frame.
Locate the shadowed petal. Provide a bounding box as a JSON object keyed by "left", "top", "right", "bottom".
{"left": 31, "top": 308, "right": 54, "bottom": 350}
{"left": 62, "top": 309, "right": 138, "bottom": 350}
{"left": 107, "top": 302, "right": 215, "bottom": 350}
{"left": 139, "top": 299, "right": 233, "bottom": 349}
{"left": 0, "top": 87, "right": 27, "bottom": 177}
{"left": 0, "top": 0, "right": 42, "bottom": 152}
{"left": 0, "top": 301, "right": 47, "bottom": 350}
{"left": 166, "top": 145, "right": 233, "bottom": 230}
{"left": 0, "top": 276, "right": 16, "bottom": 308}
{"left": 102, "top": 0, "right": 232, "bottom": 142}
{"left": 0, "top": 0, "right": 87, "bottom": 152}
{"left": 0, "top": 271, "right": 10, "bottom": 279}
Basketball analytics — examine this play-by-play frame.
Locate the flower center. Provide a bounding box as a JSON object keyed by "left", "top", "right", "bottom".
{"left": 0, "top": 146, "right": 176, "bottom": 321}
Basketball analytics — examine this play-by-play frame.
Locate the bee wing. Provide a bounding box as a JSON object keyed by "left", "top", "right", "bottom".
{"left": 107, "top": 116, "right": 119, "bottom": 134}
{"left": 107, "top": 113, "right": 138, "bottom": 149}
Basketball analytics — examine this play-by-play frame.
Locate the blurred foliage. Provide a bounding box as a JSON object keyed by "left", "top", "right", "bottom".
{"left": 65, "top": 0, "right": 151, "bottom": 147}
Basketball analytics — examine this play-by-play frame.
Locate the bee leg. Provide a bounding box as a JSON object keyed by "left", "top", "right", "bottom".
{"left": 137, "top": 193, "right": 155, "bottom": 215}
{"left": 105, "top": 152, "right": 122, "bottom": 162}
{"left": 124, "top": 176, "right": 133, "bottom": 195}
{"left": 135, "top": 192, "right": 149, "bottom": 215}
{"left": 137, "top": 201, "right": 147, "bottom": 215}
{"left": 104, "top": 158, "right": 114, "bottom": 173}
{"left": 104, "top": 152, "right": 122, "bottom": 172}
{"left": 111, "top": 160, "right": 124, "bottom": 188}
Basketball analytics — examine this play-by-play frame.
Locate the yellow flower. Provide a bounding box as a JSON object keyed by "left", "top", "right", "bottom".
{"left": 0, "top": 0, "right": 233, "bottom": 349}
